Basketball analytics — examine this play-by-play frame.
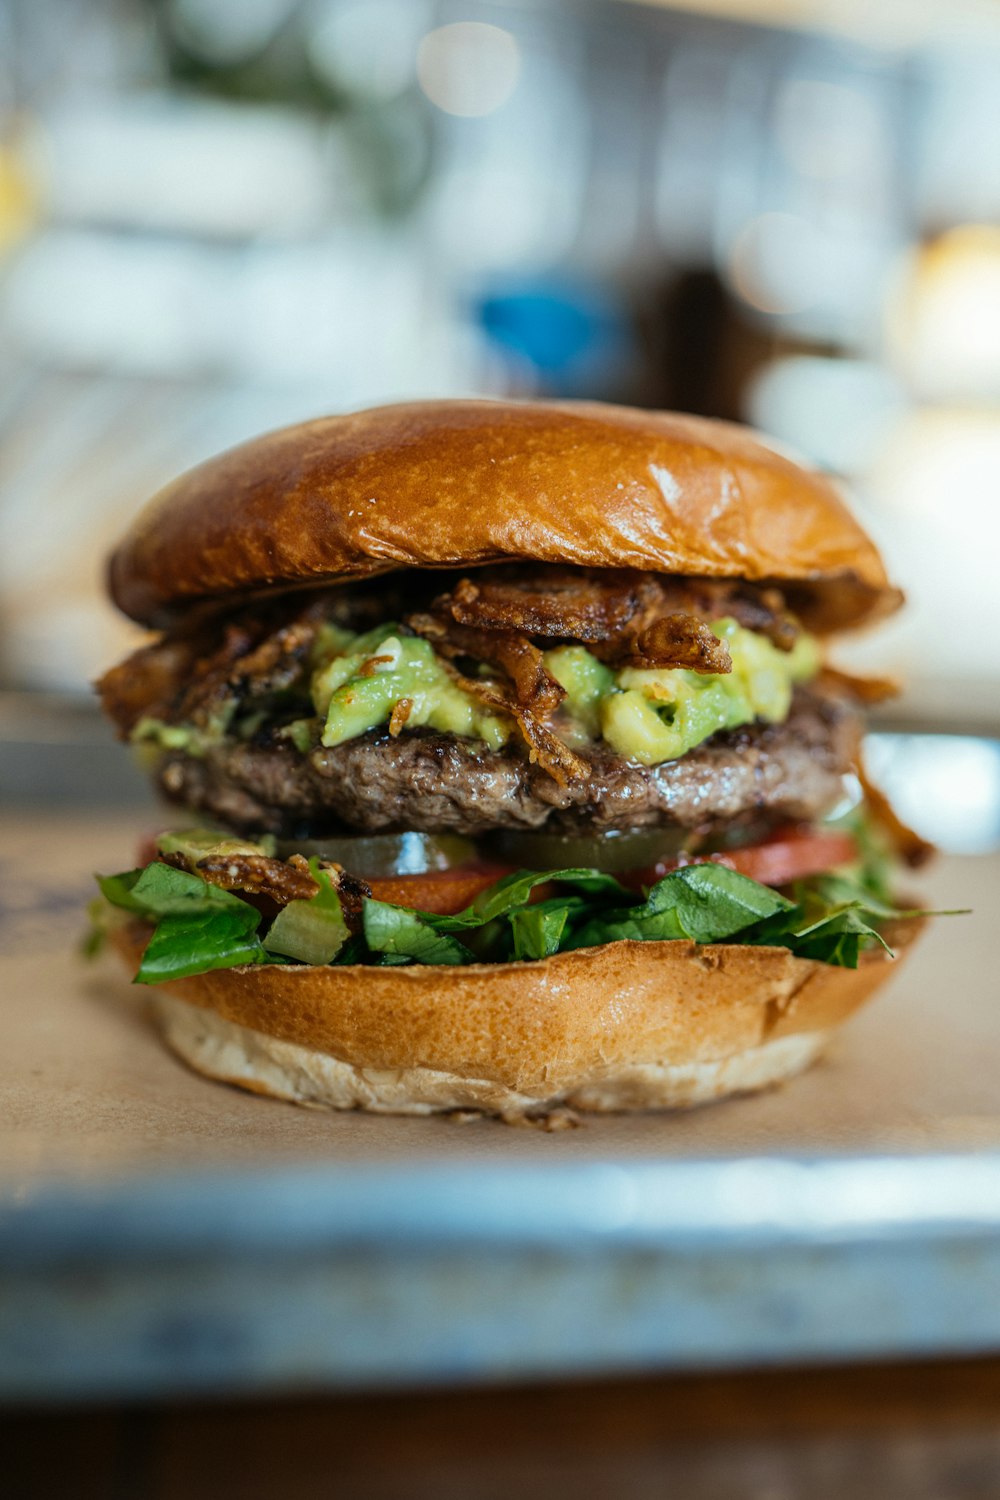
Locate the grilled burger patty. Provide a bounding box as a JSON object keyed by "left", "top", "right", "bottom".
{"left": 156, "top": 683, "right": 860, "bottom": 839}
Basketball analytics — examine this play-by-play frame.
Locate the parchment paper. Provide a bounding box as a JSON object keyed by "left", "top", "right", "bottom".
{"left": 2, "top": 813, "right": 996, "bottom": 1189}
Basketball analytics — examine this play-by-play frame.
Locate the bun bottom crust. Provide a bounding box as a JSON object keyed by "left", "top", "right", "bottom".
{"left": 116, "top": 919, "right": 923, "bottom": 1118}
{"left": 151, "top": 990, "right": 830, "bottom": 1116}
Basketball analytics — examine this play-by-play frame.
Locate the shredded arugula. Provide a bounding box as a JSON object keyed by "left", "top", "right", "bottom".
{"left": 92, "top": 852, "right": 938, "bottom": 984}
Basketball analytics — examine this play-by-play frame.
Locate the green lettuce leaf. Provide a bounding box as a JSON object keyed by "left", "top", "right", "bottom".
{"left": 333, "top": 934, "right": 368, "bottom": 966}
{"left": 793, "top": 871, "right": 901, "bottom": 922}
{"left": 135, "top": 908, "right": 267, "bottom": 984}
{"left": 98, "top": 859, "right": 268, "bottom": 983}
{"left": 360, "top": 869, "right": 625, "bottom": 966}
{"left": 263, "top": 861, "right": 348, "bottom": 965}
{"left": 737, "top": 868, "right": 947, "bottom": 967}
{"left": 95, "top": 869, "right": 145, "bottom": 913}
{"left": 98, "top": 862, "right": 258, "bottom": 919}
{"left": 787, "top": 906, "right": 891, "bottom": 969}
{"left": 509, "top": 901, "right": 572, "bottom": 960}
{"left": 81, "top": 895, "right": 128, "bottom": 958}
{"left": 93, "top": 848, "right": 945, "bottom": 982}
{"left": 658, "top": 863, "right": 796, "bottom": 941}
{"left": 422, "top": 867, "right": 627, "bottom": 931}
{"left": 568, "top": 901, "right": 687, "bottom": 949}
{"left": 362, "top": 901, "right": 472, "bottom": 966}
{"left": 568, "top": 863, "right": 794, "bottom": 950}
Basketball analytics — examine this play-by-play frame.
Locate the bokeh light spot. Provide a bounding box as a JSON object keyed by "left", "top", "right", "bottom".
{"left": 416, "top": 22, "right": 520, "bottom": 118}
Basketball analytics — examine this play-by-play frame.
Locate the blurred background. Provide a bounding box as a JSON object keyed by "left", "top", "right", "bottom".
{"left": 1, "top": 0, "right": 999, "bottom": 847}
{"left": 4, "top": 7, "right": 1000, "bottom": 1478}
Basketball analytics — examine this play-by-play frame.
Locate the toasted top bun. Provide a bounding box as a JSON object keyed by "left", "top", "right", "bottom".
{"left": 108, "top": 399, "right": 900, "bottom": 631}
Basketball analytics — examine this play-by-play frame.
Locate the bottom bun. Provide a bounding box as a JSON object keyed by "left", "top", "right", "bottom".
{"left": 114, "top": 918, "right": 922, "bottom": 1118}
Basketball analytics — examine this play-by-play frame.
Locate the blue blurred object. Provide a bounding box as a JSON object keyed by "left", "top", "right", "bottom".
{"left": 477, "top": 280, "right": 633, "bottom": 395}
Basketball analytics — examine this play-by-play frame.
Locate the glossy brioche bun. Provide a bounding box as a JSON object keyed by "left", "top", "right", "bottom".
{"left": 114, "top": 918, "right": 921, "bottom": 1118}
{"left": 108, "top": 400, "right": 900, "bottom": 632}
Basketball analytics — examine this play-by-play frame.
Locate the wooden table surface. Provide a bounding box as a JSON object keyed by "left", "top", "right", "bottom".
{"left": 7, "top": 1357, "right": 1000, "bottom": 1500}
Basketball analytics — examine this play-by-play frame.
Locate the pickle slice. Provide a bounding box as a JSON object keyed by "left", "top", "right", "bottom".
{"left": 488, "top": 827, "right": 690, "bottom": 874}
{"left": 274, "top": 832, "right": 476, "bottom": 876}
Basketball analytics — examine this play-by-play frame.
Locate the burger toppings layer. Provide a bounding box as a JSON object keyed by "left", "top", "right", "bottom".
{"left": 149, "top": 687, "right": 858, "bottom": 839}
{"left": 90, "top": 564, "right": 937, "bottom": 981}
{"left": 98, "top": 566, "right": 847, "bottom": 840}
{"left": 90, "top": 818, "right": 924, "bottom": 981}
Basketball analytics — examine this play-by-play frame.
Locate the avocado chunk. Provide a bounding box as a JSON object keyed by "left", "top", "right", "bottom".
{"left": 603, "top": 618, "right": 820, "bottom": 767}
{"left": 543, "top": 646, "right": 615, "bottom": 738}
{"left": 319, "top": 633, "right": 510, "bottom": 750}
{"left": 156, "top": 829, "right": 276, "bottom": 865}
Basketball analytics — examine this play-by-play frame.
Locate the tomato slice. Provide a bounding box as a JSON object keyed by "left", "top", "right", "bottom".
{"left": 365, "top": 863, "right": 517, "bottom": 915}
{"left": 625, "top": 825, "right": 858, "bottom": 893}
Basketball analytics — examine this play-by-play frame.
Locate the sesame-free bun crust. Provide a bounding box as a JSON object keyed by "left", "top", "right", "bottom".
{"left": 113, "top": 919, "right": 921, "bottom": 1118}
{"left": 108, "top": 401, "right": 900, "bottom": 632}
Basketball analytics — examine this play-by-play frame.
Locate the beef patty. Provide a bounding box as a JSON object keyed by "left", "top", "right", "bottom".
{"left": 156, "top": 685, "right": 860, "bottom": 838}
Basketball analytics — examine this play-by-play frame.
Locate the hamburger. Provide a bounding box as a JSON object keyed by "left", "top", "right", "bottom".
{"left": 91, "top": 400, "right": 931, "bottom": 1119}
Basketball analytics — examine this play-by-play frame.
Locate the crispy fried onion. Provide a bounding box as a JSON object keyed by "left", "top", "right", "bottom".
{"left": 100, "top": 568, "right": 802, "bottom": 789}
{"left": 177, "top": 615, "right": 318, "bottom": 727}
{"left": 659, "top": 581, "right": 796, "bottom": 652}
{"left": 174, "top": 849, "right": 374, "bottom": 920}
{"left": 408, "top": 612, "right": 565, "bottom": 717}
{"left": 97, "top": 636, "right": 202, "bottom": 738}
{"left": 619, "top": 614, "right": 733, "bottom": 674}
{"left": 389, "top": 697, "right": 414, "bottom": 736}
{"left": 447, "top": 569, "right": 641, "bottom": 642}
{"left": 450, "top": 665, "right": 588, "bottom": 787}
{"left": 817, "top": 666, "right": 900, "bottom": 705}
{"left": 161, "top": 850, "right": 321, "bottom": 904}
{"left": 434, "top": 569, "right": 798, "bottom": 668}
{"left": 856, "top": 759, "right": 935, "bottom": 869}
{"left": 404, "top": 570, "right": 808, "bottom": 780}
{"left": 407, "top": 610, "right": 583, "bottom": 782}
{"left": 335, "top": 870, "right": 373, "bottom": 928}
{"left": 357, "top": 653, "right": 396, "bottom": 678}
{"left": 484, "top": 692, "right": 588, "bottom": 784}
{"left": 706, "top": 584, "right": 799, "bottom": 652}
{"left": 98, "top": 602, "right": 322, "bottom": 739}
